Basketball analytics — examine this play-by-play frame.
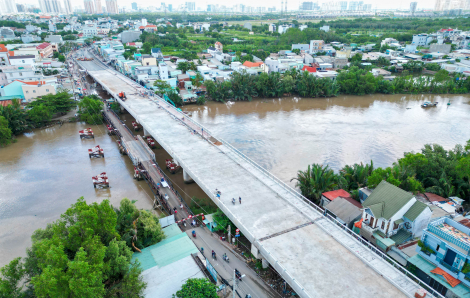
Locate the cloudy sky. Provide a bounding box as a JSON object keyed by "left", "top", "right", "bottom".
{"left": 17, "top": 0, "right": 437, "bottom": 11}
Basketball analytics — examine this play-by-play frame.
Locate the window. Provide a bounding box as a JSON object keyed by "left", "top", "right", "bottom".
{"left": 381, "top": 221, "right": 385, "bottom": 229}
{"left": 46, "top": 89, "right": 49, "bottom": 92}
{"left": 19, "top": 72, "right": 22, "bottom": 76}
{"left": 33, "top": 90, "right": 36, "bottom": 93}
{"left": 25, "top": 91, "right": 29, "bottom": 93}
{"left": 393, "top": 223, "right": 399, "bottom": 230}
{"left": 436, "top": 245, "right": 440, "bottom": 251}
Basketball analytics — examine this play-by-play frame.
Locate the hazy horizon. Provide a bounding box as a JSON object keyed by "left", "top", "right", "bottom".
{"left": 16, "top": 0, "right": 437, "bottom": 12}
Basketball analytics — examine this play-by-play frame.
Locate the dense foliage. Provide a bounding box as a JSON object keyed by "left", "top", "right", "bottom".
{"left": 173, "top": 278, "right": 218, "bottom": 298}
{"left": 0, "top": 198, "right": 164, "bottom": 297}
{"left": 78, "top": 95, "right": 103, "bottom": 124}
{"left": 0, "top": 92, "right": 75, "bottom": 144}
{"left": 294, "top": 140, "right": 470, "bottom": 204}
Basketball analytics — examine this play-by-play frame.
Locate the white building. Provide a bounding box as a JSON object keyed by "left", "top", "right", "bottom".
{"left": 105, "top": 0, "right": 118, "bottom": 14}
{"left": 82, "top": 23, "right": 98, "bottom": 37}
{"left": 412, "top": 34, "right": 433, "bottom": 46}
{"left": 278, "top": 25, "right": 290, "bottom": 34}
{"left": 320, "top": 25, "right": 330, "bottom": 32}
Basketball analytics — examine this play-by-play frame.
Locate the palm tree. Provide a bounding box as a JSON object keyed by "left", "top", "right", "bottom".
{"left": 291, "top": 164, "right": 340, "bottom": 204}
{"left": 426, "top": 171, "right": 455, "bottom": 198}
{"left": 340, "top": 161, "right": 374, "bottom": 191}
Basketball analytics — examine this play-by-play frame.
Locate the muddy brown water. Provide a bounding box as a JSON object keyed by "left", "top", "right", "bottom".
{"left": 182, "top": 94, "right": 470, "bottom": 185}
{"left": 1, "top": 93, "right": 469, "bottom": 267}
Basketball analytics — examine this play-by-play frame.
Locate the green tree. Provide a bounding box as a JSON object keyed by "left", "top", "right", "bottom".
{"left": 78, "top": 95, "right": 103, "bottom": 124}
{"left": 27, "top": 104, "right": 52, "bottom": 126}
{"left": 0, "top": 99, "right": 29, "bottom": 135}
{"left": 154, "top": 80, "right": 172, "bottom": 96}
{"left": 435, "top": 69, "right": 449, "bottom": 82}
{"left": 291, "top": 164, "right": 340, "bottom": 203}
{"left": 1, "top": 198, "right": 148, "bottom": 297}
{"left": 58, "top": 54, "right": 66, "bottom": 62}
{"left": 0, "top": 116, "right": 12, "bottom": 147}
{"left": 173, "top": 278, "right": 217, "bottom": 298}
{"left": 28, "top": 91, "right": 75, "bottom": 115}
{"left": 177, "top": 61, "right": 190, "bottom": 73}
{"left": 0, "top": 258, "right": 26, "bottom": 298}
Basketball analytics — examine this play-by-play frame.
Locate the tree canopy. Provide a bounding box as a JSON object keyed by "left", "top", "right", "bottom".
{"left": 173, "top": 278, "right": 217, "bottom": 298}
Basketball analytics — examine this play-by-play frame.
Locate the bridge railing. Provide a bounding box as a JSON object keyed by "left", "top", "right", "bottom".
{"left": 89, "top": 53, "right": 443, "bottom": 298}
{"left": 149, "top": 95, "right": 444, "bottom": 298}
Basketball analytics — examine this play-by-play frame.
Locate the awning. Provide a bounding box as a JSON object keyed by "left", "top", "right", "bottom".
{"left": 431, "top": 267, "right": 461, "bottom": 288}
{"left": 394, "top": 219, "right": 404, "bottom": 225}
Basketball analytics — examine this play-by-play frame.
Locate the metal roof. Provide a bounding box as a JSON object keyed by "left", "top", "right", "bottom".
{"left": 363, "top": 181, "right": 413, "bottom": 220}
{"left": 403, "top": 201, "right": 428, "bottom": 221}
{"left": 325, "top": 197, "right": 362, "bottom": 225}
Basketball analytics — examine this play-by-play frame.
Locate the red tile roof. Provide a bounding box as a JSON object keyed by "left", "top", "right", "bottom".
{"left": 146, "top": 24, "right": 157, "bottom": 27}
{"left": 36, "top": 42, "right": 51, "bottom": 50}
{"left": 39, "top": 16, "right": 51, "bottom": 19}
{"left": 8, "top": 80, "right": 46, "bottom": 86}
{"left": 0, "top": 100, "right": 12, "bottom": 107}
{"left": 0, "top": 44, "right": 7, "bottom": 53}
{"left": 139, "top": 26, "right": 145, "bottom": 29}
{"left": 302, "top": 65, "right": 317, "bottom": 73}
{"left": 8, "top": 51, "right": 14, "bottom": 56}
{"left": 322, "top": 189, "right": 351, "bottom": 201}
{"left": 424, "top": 192, "right": 449, "bottom": 202}
{"left": 127, "top": 42, "right": 136, "bottom": 46}
{"left": 242, "top": 61, "right": 263, "bottom": 68}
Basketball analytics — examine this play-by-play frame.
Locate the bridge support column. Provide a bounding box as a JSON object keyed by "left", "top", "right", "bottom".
{"left": 262, "top": 258, "right": 269, "bottom": 269}
{"left": 120, "top": 105, "right": 125, "bottom": 112}
{"left": 143, "top": 128, "right": 149, "bottom": 135}
{"left": 183, "top": 169, "right": 194, "bottom": 184}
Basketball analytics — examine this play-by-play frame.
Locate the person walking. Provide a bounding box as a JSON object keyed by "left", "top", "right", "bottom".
{"left": 239, "top": 197, "right": 241, "bottom": 204}
{"left": 180, "top": 203, "right": 183, "bottom": 210}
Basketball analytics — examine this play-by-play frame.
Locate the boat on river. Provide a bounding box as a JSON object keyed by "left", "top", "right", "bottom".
{"left": 421, "top": 101, "right": 438, "bottom": 108}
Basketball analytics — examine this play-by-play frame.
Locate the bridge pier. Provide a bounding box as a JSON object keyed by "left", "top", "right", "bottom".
{"left": 262, "top": 258, "right": 269, "bottom": 269}
{"left": 143, "top": 128, "right": 149, "bottom": 135}
{"left": 183, "top": 169, "right": 194, "bottom": 184}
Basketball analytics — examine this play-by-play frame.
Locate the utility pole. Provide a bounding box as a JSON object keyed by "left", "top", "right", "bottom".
{"left": 228, "top": 224, "right": 231, "bottom": 244}
{"left": 232, "top": 269, "right": 236, "bottom": 298}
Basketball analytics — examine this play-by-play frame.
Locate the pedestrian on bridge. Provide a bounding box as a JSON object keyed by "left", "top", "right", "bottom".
{"left": 239, "top": 197, "right": 242, "bottom": 204}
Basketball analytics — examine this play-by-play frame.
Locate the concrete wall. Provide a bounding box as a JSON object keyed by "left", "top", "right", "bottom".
{"left": 22, "top": 84, "right": 56, "bottom": 102}
{"left": 430, "top": 44, "right": 451, "bottom": 54}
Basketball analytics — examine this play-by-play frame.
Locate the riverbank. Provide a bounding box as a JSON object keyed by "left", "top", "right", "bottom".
{"left": 0, "top": 121, "right": 156, "bottom": 267}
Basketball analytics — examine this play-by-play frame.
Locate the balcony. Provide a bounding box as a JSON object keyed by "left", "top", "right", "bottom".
{"left": 428, "top": 218, "right": 470, "bottom": 253}
{"left": 440, "top": 260, "right": 458, "bottom": 274}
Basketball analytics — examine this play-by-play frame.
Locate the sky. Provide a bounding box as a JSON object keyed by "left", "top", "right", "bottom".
{"left": 16, "top": 0, "right": 437, "bottom": 12}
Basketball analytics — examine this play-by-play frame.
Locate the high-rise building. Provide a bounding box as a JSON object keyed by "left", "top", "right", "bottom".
{"left": 434, "top": 0, "right": 468, "bottom": 11}
{"left": 84, "top": 0, "right": 94, "bottom": 13}
{"left": 167, "top": 4, "right": 172, "bottom": 11}
{"left": 131, "top": 2, "right": 137, "bottom": 10}
{"left": 339, "top": 1, "right": 347, "bottom": 10}
{"left": 16, "top": 3, "right": 25, "bottom": 11}
{"left": 410, "top": 2, "right": 417, "bottom": 15}
{"left": 38, "top": 0, "right": 62, "bottom": 13}
{"left": 63, "top": 0, "right": 72, "bottom": 14}
{"left": 349, "top": 1, "right": 358, "bottom": 10}
{"left": 301, "top": 2, "right": 313, "bottom": 10}
{"left": 363, "top": 3, "right": 371, "bottom": 11}
{"left": 2, "top": 0, "right": 18, "bottom": 13}
{"left": 51, "top": 0, "right": 61, "bottom": 12}
{"left": 105, "top": 0, "right": 118, "bottom": 14}
{"left": 94, "top": 0, "right": 102, "bottom": 13}
{"left": 185, "top": 1, "right": 195, "bottom": 11}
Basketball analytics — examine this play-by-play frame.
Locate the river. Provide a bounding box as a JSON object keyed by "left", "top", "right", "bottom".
{"left": 183, "top": 94, "right": 470, "bottom": 184}
{"left": 0, "top": 94, "right": 469, "bottom": 267}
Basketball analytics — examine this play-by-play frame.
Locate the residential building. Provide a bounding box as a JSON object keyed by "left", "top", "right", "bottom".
{"left": 151, "top": 48, "right": 164, "bottom": 61}
{"left": 94, "top": 0, "right": 102, "bottom": 13}
{"left": 45, "top": 35, "right": 64, "bottom": 44}
{"left": 159, "top": 62, "right": 169, "bottom": 80}
{"left": 0, "top": 44, "right": 10, "bottom": 66}
{"left": 325, "top": 196, "right": 363, "bottom": 229}
{"left": 292, "top": 44, "right": 309, "bottom": 52}
{"left": 105, "top": 0, "right": 118, "bottom": 14}
{"left": 21, "top": 80, "right": 56, "bottom": 102}
{"left": 309, "top": 40, "right": 324, "bottom": 54}
{"left": 244, "top": 23, "right": 252, "bottom": 31}
{"left": 21, "top": 35, "right": 41, "bottom": 43}
{"left": 410, "top": 2, "right": 417, "bottom": 15}
{"left": 141, "top": 55, "right": 157, "bottom": 66}
{"left": 48, "top": 21, "right": 57, "bottom": 32}
{"left": 0, "top": 65, "right": 42, "bottom": 85}
{"left": 185, "top": 1, "right": 195, "bottom": 11}
{"left": 381, "top": 38, "right": 400, "bottom": 47}
{"left": 301, "top": 1, "right": 313, "bottom": 10}
{"left": 0, "top": 27, "right": 15, "bottom": 39}
{"left": 214, "top": 41, "right": 223, "bottom": 52}
{"left": 412, "top": 34, "right": 433, "bottom": 46}
{"left": 430, "top": 44, "right": 452, "bottom": 54}
{"left": 299, "top": 25, "right": 308, "bottom": 31}
{"left": 278, "top": 25, "right": 290, "bottom": 34}
{"left": 36, "top": 43, "right": 53, "bottom": 58}
{"left": 268, "top": 24, "right": 276, "bottom": 33}
{"left": 320, "top": 189, "right": 351, "bottom": 207}
{"left": 63, "top": 0, "right": 72, "bottom": 14}
{"left": 320, "top": 25, "right": 330, "bottom": 32}
{"left": 84, "top": 0, "right": 95, "bottom": 14}
{"left": 82, "top": 23, "right": 98, "bottom": 37}
{"left": 9, "top": 55, "right": 35, "bottom": 66}
{"left": 408, "top": 216, "right": 470, "bottom": 297}
{"left": 358, "top": 181, "right": 432, "bottom": 252}
{"left": 120, "top": 31, "right": 141, "bottom": 43}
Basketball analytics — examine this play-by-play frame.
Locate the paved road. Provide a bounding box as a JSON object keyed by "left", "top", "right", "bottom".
{"left": 187, "top": 227, "right": 280, "bottom": 298}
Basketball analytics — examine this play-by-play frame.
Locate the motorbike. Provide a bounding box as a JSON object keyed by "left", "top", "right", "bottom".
{"left": 192, "top": 230, "right": 196, "bottom": 238}
{"left": 232, "top": 199, "right": 236, "bottom": 205}
{"left": 212, "top": 253, "right": 217, "bottom": 260}
{"left": 223, "top": 254, "right": 229, "bottom": 263}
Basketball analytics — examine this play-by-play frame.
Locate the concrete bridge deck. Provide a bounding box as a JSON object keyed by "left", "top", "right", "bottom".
{"left": 77, "top": 52, "right": 440, "bottom": 298}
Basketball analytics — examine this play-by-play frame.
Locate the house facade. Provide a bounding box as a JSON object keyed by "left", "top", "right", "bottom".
{"left": 36, "top": 43, "right": 53, "bottom": 58}
{"left": 359, "top": 181, "right": 432, "bottom": 252}
{"left": 407, "top": 217, "right": 470, "bottom": 297}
